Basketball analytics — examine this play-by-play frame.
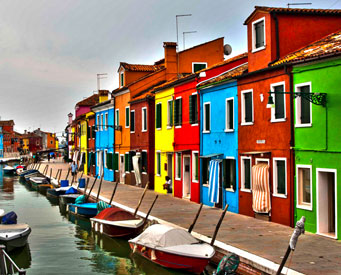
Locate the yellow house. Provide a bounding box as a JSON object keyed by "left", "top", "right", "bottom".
{"left": 154, "top": 86, "right": 175, "bottom": 194}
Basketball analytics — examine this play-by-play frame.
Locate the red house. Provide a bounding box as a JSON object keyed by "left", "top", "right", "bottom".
{"left": 237, "top": 6, "right": 341, "bottom": 226}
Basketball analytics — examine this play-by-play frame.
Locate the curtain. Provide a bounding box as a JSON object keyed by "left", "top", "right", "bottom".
{"left": 133, "top": 155, "right": 141, "bottom": 185}
{"left": 208, "top": 160, "right": 220, "bottom": 203}
{"left": 252, "top": 164, "right": 271, "bottom": 213}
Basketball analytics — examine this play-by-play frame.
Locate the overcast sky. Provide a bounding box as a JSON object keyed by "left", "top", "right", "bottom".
{"left": 0, "top": 0, "right": 339, "bottom": 136}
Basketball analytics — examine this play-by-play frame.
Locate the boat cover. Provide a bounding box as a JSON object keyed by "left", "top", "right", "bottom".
{"left": 1, "top": 211, "right": 17, "bottom": 224}
{"left": 65, "top": 187, "right": 78, "bottom": 194}
{"left": 129, "top": 224, "right": 198, "bottom": 249}
{"left": 97, "top": 201, "right": 111, "bottom": 213}
{"left": 75, "top": 195, "right": 86, "bottom": 204}
{"left": 0, "top": 224, "right": 30, "bottom": 239}
{"left": 3, "top": 166, "right": 15, "bottom": 171}
{"left": 0, "top": 209, "right": 4, "bottom": 217}
{"left": 94, "top": 207, "right": 136, "bottom": 222}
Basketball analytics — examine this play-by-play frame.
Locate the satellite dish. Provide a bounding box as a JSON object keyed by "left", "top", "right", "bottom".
{"left": 224, "top": 44, "right": 232, "bottom": 56}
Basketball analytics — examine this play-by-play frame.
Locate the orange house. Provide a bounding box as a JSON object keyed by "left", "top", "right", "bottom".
{"left": 112, "top": 38, "right": 225, "bottom": 185}
{"left": 46, "top": 132, "right": 56, "bottom": 149}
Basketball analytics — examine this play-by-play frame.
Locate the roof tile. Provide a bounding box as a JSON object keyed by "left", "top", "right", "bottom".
{"left": 120, "top": 62, "right": 164, "bottom": 72}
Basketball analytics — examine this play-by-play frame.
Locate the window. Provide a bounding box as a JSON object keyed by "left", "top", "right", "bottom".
{"left": 192, "top": 62, "right": 207, "bottom": 73}
{"left": 174, "top": 98, "right": 182, "bottom": 126}
{"left": 273, "top": 158, "right": 287, "bottom": 197}
{"left": 175, "top": 152, "right": 181, "bottom": 179}
{"left": 192, "top": 152, "right": 199, "bottom": 182}
{"left": 223, "top": 158, "right": 236, "bottom": 190}
{"left": 297, "top": 165, "right": 312, "bottom": 210}
{"left": 201, "top": 158, "right": 209, "bottom": 185}
{"left": 125, "top": 106, "right": 130, "bottom": 128}
{"left": 106, "top": 152, "right": 113, "bottom": 170}
{"left": 130, "top": 110, "right": 135, "bottom": 133}
{"left": 97, "top": 115, "right": 100, "bottom": 129}
{"left": 104, "top": 150, "right": 108, "bottom": 168}
{"left": 105, "top": 113, "right": 108, "bottom": 130}
{"left": 129, "top": 151, "right": 136, "bottom": 171}
{"left": 101, "top": 114, "right": 104, "bottom": 130}
{"left": 241, "top": 157, "right": 251, "bottom": 191}
{"left": 156, "top": 152, "right": 161, "bottom": 176}
{"left": 271, "top": 82, "right": 286, "bottom": 121}
{"left": 113, "top": 153, "right": 119, "bottom": 171}
{"left": 92, "top": 126, "right": 96, "bottom": 139}
{"left": 189, "top": 94, "right": 198, "bottom": 124}
{"left": 124, "top": 153, "right": 131, "bottom": 172}
{"left": 141, "top": 151, "right": 148, "bottom": 173}
{"left": 241, "top": 90, "right": 253, "bottom": 125}
{"left": 142, "top": 107, "right": 147, "bottom": 132}
{"left": 203, "top": 102, "right": 210, "bottom": 132}
{"left": 225, "top": 98, "right": 234, "bottom": 131}
{"left": 295, "top": 83, "right": 311, "bottom": 127}
{"left": 167, "top": 100, "right": 173, "bottom": 127}
{"left": 156, "top": 103, "right": 162, "bottom": 129}
{"left": 120, "top": 72, "right": 124, "bottom": 87}
{"left": 115, "top": 109, "right": 119, "bottom": 126}
{"left": 252, "top": 17, "right": 265, "bottom": 51}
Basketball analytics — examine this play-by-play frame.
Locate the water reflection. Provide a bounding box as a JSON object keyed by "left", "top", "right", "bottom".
{"left": 8, "top": 244, "right": 32, "bottom": 269}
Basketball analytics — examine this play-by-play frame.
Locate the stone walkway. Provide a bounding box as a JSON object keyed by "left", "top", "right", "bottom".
{"left": 37, "top": 161, "right": 341, "bottom": 275}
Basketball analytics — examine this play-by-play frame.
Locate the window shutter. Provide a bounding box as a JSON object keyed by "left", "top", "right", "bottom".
{"left": 87, "top": 125, "right": 90, "bottom": 138}
{"left": 156, "top": 104, "right": 161, "bottom": 128}
{"left": 179, "top": 98, "right": 182, "bottom": 126}
{"left": 169, "top": 101, "right": 173, "bottom": 127}
{"left": 244, "top": 159, "right": 251, "bottom": 189}
{"left": 174, "top": 99, "right": 179, "bottom": 126}
{"left": 205, "top": 104, "right": 210, "bottom": 131}
{"left": 157, "top": 153, "right": 161, "bottom": 175}
{"left": 126, "top": 108, "right": 129, "bottom": 127}
{"left": 195, "top": 154, "right": 198, "bottom": 181}
{"left": 228, "top": 100, "right": 234, "bottom": 129}
{"left": 300, "top": 86, "right": 310, "bottom": 124}
{"left": 142, "top": 151, "right": 148, "bottom": 172}
{"left": 189, "top": 95, "right": 193, "bottom": 124}
{"left": 113, "top": 153, "right": 118, "bottom": 170}
{"left": 131, "top": 111, "right": 135, "bottom": 131}
{"left": 125, "top": 153, "right": 129, "bottom": 172}
{"left": 231, "top": 160, "right": 236, "bottom": 190}
{"left": 194, "top": 95, "right": 198, "bottom": 123}
{"left": 274, "top": 85, "right": 284, "bottom": 119}
{"left": 88, "top": 152, "right": 92, "bottom": 170}
{"left": 277, "top": 160, "right": 285, "bottom": 194}
{"left": 244, "top": 93, "right": 252, "bottom": 123}
{"left": 106, "top": 153, "right": 112, "bottom": 170}
{"left": 129, "top": 151, "right": 135, "bottom": 171}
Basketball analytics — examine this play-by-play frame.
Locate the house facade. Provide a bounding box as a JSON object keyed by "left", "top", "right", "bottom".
{"left": 86, "top": 112, "right": 96, "bottom": 177}
{"left": 0, "top": 127, "right": 3, "bottom": 158}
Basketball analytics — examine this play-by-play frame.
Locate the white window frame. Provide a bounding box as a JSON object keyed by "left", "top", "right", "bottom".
{"left": 175, "top": 152, "right": 182, "bottom": 180}
{"left": 225, "top": 97, "right": 234, "bottom": 132}
{"left": 105, "top": 113, "right": 108, "bottom": 130}
{"left": 252, "top": 17, "right": 266, "bottom": 53}
{"left": 296, "top": 164, "right": 313, "bottom": 211}
{"left": 192, "top": 151, "right": 199, "bottom": 183}
{"left": 241, "top": 89, "right": 254, "bottom": 126}
{"left": 192, "top": 62, "right": 207, "bottom": 73}
{"left": 241, "top": 156, "right": 252, "bottom": 192}
{"left": 130, "top": 110, "right": 135, "bottom": 133}
{"left": 167, "top": 99, "right": 173, "bottom": 129}
{"left": 100, "top": 114, "right": 103, "bottom": 131}
{"left": 142, "top": 107, "right": 147, "bottom": 132}
{"left": 120, "top": 71, "right": 124, "bottom": 87}
{"left": 295, "top": 82, "right": 312, "bottom": 128}
{"left": 115, "top": 109, "right": 119, "bottom": 127}
{"left": 142, "top": 149, "right": 148, "bottom": 174}
{"left": 97, "top": 115, "right": 100, "bottom": 130}
{"left": 156, "top": 102, "right": 162, "bottom": 130}
{"left": 273, "top": 158, "right": 287, "bottom": 198}
{"left": 156, "top": 151, "right": 161, "bottom": 176}
{"left": 190, "top": 92, "right": 199, "bottom": 127}
{"left": 270, "top": 81, "right": 286, "bottom": 122}
{"left": 255, "top": 158, "right": 269, "bottom": 165}
{"left": 203, "top": 102, "right": 211, "bottom": 133}
{"left": 174, "top": 96, "right": 182, "bottom": 129}
{"left": 104, "top": 149, "right": 108, "bottom": 169}
{"left": 224, "top": 156, "right": 236, "bottom": 192}
{"left": 125, "top": 106, "right": 130, "bottom": 128}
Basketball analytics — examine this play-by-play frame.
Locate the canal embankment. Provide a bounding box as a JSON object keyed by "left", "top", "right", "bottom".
{"left": 38, "top": 161, "right": 341, "bottom": 275}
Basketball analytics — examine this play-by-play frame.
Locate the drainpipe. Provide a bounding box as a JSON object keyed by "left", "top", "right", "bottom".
{"left": 268, "top": 12, "right": 280, "bottom": 66}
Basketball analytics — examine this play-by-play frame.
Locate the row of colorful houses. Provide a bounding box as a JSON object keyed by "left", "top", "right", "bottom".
{"left": 66, "top": 6, "right": 341, "bottom": 240}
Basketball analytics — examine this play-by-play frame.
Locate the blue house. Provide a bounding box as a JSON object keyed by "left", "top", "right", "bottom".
{"left": 92, "top": 98, "right": 115, "bottom": 182}
{"left": 0, "top": 127, "right": 3, "bottom": 158}
{"left": 198, "top": 64, "right": 247, "bottom": 213}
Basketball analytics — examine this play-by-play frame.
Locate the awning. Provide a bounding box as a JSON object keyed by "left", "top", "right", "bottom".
{"left": 252, "top": 164, "right": 271, "bottom": 214}
{"left": 240, "top": 151, "right": 270, "bottom": 155}
{"left": 199, "top": 153, "right": 223, "bottom": 158}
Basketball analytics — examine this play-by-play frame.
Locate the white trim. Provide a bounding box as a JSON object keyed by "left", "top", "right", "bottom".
{"left": 174, "top": 97, "right": 182, "bottom": 127}
{"left": 251, "top": 17, "right": 266, "bottom": 52}
{"left": 296, "top": 164, "right": 313, "bottom": 211}
{"left": 125, "top": 106, "right": 130, "bottom": 128}
{"left": 203, "top": 102, "right": 211, "bottom": 133}
{"left": 270, "top": 81, "right": 286, "bottom": 122}
{"left": 316, "top": 168, "right": 338, "bottom": 239}
{"left": 192, "top": 62, "right": 207, "bottom": 73}
{"left": 241, "top": 156, "right": 252, "bottom": 192}
{"left": 167, "top": 99, "right": 173, "bottom": 127}
{"left": 182, "top": 154, "right": 191, "bottom": 199}
{"left": 241, "top": 89, "right": 254, "bottom": 125}
{"left": 295, "top": 82, "right": 312, "bottom": 128}
{"left": 142, "top": 107, "right": 147, "bottom": 132}
{"left": 225, "top": 97, "right": 234, "bottom": 131}
{"left": 105, "top": 113, "right": 108, "bottom": 130}
{"left": 130, "top": 110, "right": 135, "bottom": 133}
{"left": 104, "top": 149, "right": 108, "bottom": 169}
{"left": 100, "top": 114, "right": 103, "bottom": 131}
{"left": 156, "top": 151, "right": 161, "bottom": 176}
{"left": 113, "top": 88, "right": 129, "bottom": 97}
{"left": 192, "top": 151, "right": 199, "bottom": 183}
{"left": 175, "top": 152, "right": 182, "bottom": 180}
{"left": 272, "top": 158, "right": 287, "bottom": 198}
{"left": 255, "top": 158, "right": 269, "bottom": 165}
{"left": 115, "top": 109, "right": 119, "bottom": 127}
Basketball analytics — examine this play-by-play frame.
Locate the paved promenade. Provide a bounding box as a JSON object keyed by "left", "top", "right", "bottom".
{"left": 37, "top": 161, "right": 341, "bottom": 275}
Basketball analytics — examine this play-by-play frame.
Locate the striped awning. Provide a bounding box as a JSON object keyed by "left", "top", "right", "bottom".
{"left": 252, "top": 164, "right": 271, "bottom": 214}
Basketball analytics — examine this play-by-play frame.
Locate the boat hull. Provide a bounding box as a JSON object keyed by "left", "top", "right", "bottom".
{"left": 37, "top": 184, "right": 53, "bottom": 195}
{"left": 46, "top": 188, "right": 65, "bottom": 198}
{"left": 0, "top": 227, "right": 31, "bottom": 252}
{"left": 68, "top": 203, "right": 98, "bottom": 218}
{"left": 129, "top": 243, "right": 211, "bottom": 274}
{"left": 91, "top": 220, "right": 144, "bottom": 238}
{"left": 59, "top": 194, "right": 82, "bottom": 205}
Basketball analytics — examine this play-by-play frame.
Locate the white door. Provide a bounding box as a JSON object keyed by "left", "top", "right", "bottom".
{"left": 120, "top": 155, "right": 125, "bottom": 184}
{"left": 317, "top": 169, "right": 337, "bottom": 238}
{"left": 183, "top": 156, "right": 191, "bottom": 199}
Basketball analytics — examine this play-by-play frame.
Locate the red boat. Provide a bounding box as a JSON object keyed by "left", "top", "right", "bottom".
{"left": 128, "top": 224, "right": 215, "bottom": 274}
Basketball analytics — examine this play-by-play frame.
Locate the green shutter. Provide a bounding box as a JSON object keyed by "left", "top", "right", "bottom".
{"left": 255, "top": 21, "right": 264, "bottom": 48}
{"left": 189, "top": 95, "right": 193, "bottom": 124}
{"left": 121, "top": 73, "right": 124, "bottom": 86}
{"left": 277, "top": 160, "right": 285, "bottom": 194}
{"left": 193, "top": 63, "right": 206, "bottom": 73}
{"left": 228, "top": 100, "right": 234, "bottom": 129}
{"left": 156, "top": 104, "right": 161, "bottom": 129}
{"left": 131, "top": 111, "right": 135, "bottom": 131}
{"left": 168, "top": 101, "right": 173, "bottom": 127}
{"left": 205, "top": 104, "right": 210, "bottom": 131}
{"left": 300, "top": 86, "right": 310, "bottom": 124}
{"left": 179, "top": 98, "right": 182, "bottom": 126}
{"left": 113, "top": 153, "right": 118, "bottom": 170}
{"left": 157, "top": 153, "right": 161, "bottom": 175}
{"left": 194, "top": 94, "right": 198, "bottom": 123}
{"left": 244, "top": 159, "right": 251, "bottom": 189}
{"left": 174, "top": 99, "right": 179, "bottom": 126}
{"left": 129, "top": 151, "right": 135, "bottom": 171}
{"left": 244, "top": 93, "right": 252, "bottom": 123}
{"left": 107, "top": 153, "right": 113, "bottom": 170}
{"left": 88, "top": 152, "right": 92, "bottom": 170}
{"left": 125, "top": 153, "right": 129, "bottom": 172}
{"left": 274, "top": 85, "right": 284, "bottom": 119}
{"left": 194, "top": 153, "right": 198, "bottom": 181}
{"left": 177, "top": 153, "right": 181, "bottom": 178}
{"left": 125, "top": 108, "right": 130, "bottom": 127}
{"left": 142, "top": 151, "right": 148, "bottom": 172}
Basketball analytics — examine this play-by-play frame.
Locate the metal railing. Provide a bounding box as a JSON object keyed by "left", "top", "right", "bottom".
{"left": 0, "top": 245, "right": 26, "bottom": 274}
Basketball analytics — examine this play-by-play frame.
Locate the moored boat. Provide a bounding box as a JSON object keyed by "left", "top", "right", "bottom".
{"left": 0, "top": 224, "right": 31, "bottom": 252}
{"left": 3, "top": 166, "right": 16, "bottom": 175}
{"left": 59, "top": 194, "right": 82, "bottom": 205}
{"left": 67, "top": 203, "right": 98, "bottom": 218}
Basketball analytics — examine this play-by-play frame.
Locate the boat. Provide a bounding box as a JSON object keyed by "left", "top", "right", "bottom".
{"left": 18, "top": 169, "right": 39, "bottom": 178}
{"left": 59, "top": 194, "right": 83, "bottom": 205}
{"left": 46, "top": 186, "right": 70, "bottom": 198}
{"left": 0, "top": 224, "right": 31, "bottom": 252}
{"left": 67, "top": 203, "right": 98, "bottom": 218}
{"left": 129, "top": 224, "right": 215, "bottom": 274}
{"left": 3, "top": 166, "right": 16, "bottom": 175}
{"left": 15, "top": 165, "right": 26, "bottom": 175}
{"left": 30, "top": 176, "right": 48, "bottom": 190}
{"left": 37, "top": 183, "right": 53, "bottom": 195}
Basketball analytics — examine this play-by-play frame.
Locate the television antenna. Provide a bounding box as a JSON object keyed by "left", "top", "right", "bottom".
{"left": 287, "top": 2, "right": 312, "bottom": 8}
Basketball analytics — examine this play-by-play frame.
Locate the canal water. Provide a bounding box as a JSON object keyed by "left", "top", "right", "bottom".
{"left": 0, "top": 165, "right": 182, "bottom": 275}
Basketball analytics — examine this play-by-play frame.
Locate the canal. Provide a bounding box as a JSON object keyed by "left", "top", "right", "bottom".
{"left": 0, "top": 166, "right": 182, "bottom": 275}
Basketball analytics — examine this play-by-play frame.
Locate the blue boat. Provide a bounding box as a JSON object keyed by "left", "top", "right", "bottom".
{"left": 46, "top": 187, "right": 70, "bottom": 198}
{"left": 67, "top": 203, "right": 98, "bottom": 218}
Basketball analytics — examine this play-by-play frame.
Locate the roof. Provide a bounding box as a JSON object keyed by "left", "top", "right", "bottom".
{"left": 129, "top": 81, "right": 166, "bottom": 103}
{"left": 75, "top": 94, "right": 99, "bottom": 107}
{"left": 244, "top": 6, "right": 341, "bottom": 24}
{"left": 0, "top": 120, "right": 14, "bottom": 126}
{"left": 198, "top": 52, "right": 248, "bottom": 73}
{"left": 118, "top": 62, "right": 164, "bottom": 72}
{"left": 272, "top": 30, "right": 341, "bottom": 66}
{"left": 150, "top": 74, "right": 195, "bottom": 94}
{"left": 197, "top": 63, "right": 248, "bottom": 89}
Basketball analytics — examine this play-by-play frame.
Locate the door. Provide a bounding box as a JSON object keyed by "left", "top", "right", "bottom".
{"left": 167, "top": 153, "right": 173, "bottom": 180}
{"left": 215, "top": 162, "right": 223, "bottom": 208}
{"left": 317, "top": 169, "right": 336, "bottom": 238}
{"left": 183, "top": 155, "right": 191, "bottom": 199}
{"left": 119, "top": 154, "right": 125, "bottom": 184}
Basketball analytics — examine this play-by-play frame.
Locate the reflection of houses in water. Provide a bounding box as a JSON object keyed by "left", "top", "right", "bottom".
{"left": 8, "top": 244, "right": 32, "bottom": 270}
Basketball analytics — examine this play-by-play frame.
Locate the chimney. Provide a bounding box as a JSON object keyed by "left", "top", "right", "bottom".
{"left": 68, "top": 113, "right": 73, "bottom": 125}
{"left": 99, "top": 90, "right": 109, "bottom": 103}
{"left": 163, "top": 42, "right": 178, "bottom": 79}
{"left": 24, "top": 130, "right": 27, "bottom": 134}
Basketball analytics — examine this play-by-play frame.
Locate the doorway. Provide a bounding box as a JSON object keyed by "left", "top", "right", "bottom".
{"left": 167, "top": 154, "right": 173, "bottom": 180}
{"left": 183, "top": 155, "right": 191, "bottom": 199}
{"left": 317, "top": 169, "right": 337, "bottom": 238}
{"left": 119, "top": 154, "right": 125, "bottom": 184}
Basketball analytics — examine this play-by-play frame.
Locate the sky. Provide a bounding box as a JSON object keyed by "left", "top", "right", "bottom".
{"left": 0, "top": 0, "right": 339, "bottom": 136}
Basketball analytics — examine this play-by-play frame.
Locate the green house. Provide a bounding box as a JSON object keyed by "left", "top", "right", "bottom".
{"left": 275, "top": 31, "right": 341, "bottom": 239}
